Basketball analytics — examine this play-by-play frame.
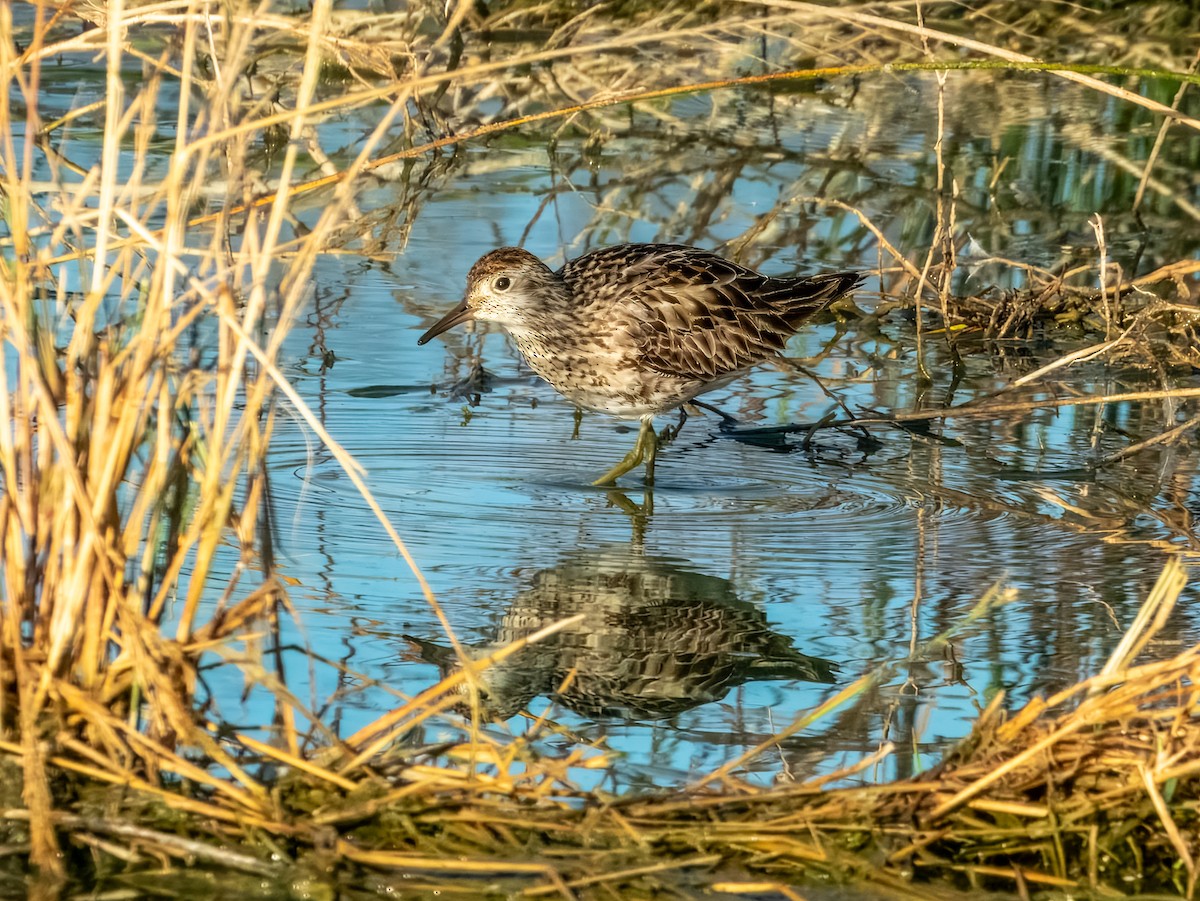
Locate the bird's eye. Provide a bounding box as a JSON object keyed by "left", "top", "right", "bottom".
{"left": 494, "top": 276, "right": 511, "bottom": 291}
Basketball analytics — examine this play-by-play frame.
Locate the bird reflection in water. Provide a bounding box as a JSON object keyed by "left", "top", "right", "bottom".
{"left": 407, "top": 549, "right": 837, "bottom": 722}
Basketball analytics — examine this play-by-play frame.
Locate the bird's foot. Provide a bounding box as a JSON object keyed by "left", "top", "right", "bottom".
{"left": 592, "top": 420, "right": 658, "bottom": 486}
{"left": 658, "top": 407, "right": 689, "bottom": 446}
{"left": 592, "top": 448, "right": 643, "bottom": 487}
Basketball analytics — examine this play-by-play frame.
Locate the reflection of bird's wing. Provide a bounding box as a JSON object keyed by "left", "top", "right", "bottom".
{"left": 547, "top": 597, "right": 839, "bottom": 719}
{"left": 566, "top": 245, "right": 857, "bottom": 381}
{"left": 426, "top": 547, "right": 842, "bottom": 720}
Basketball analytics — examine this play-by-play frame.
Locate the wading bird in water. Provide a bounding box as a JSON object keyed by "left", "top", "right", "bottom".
{"left": 418, "top": 243, "right": 860, "bottom": 485}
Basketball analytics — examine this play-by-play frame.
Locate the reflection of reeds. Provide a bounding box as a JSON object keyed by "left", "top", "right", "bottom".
{"left": 3, "top": 1, "right": 1200, "bottom": 896}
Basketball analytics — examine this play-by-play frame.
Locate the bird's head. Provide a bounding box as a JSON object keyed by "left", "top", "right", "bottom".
{"left": 417, "top": 247, "right": 562, "bottom": 344}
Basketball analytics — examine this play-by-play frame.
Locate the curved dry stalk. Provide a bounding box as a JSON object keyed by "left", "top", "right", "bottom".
{"left": 746, "top": 0, "right": 1200, "bottom": 131}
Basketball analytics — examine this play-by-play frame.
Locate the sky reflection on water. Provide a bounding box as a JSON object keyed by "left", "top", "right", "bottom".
{"left": 14, "top": 35, "right": 1199, "bottom": 788}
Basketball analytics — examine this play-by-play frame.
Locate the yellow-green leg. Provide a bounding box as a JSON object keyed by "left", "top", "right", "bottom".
{"left": 643, "top": 422, "right": 658, "bottom": 483}
{"left": 592, "top": 419, "right": 658, "bottom": 487}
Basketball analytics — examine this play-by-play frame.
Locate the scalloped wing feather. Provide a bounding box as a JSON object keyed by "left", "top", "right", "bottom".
{"left": 560, "top": 245, "right": 858, "bottom": 381}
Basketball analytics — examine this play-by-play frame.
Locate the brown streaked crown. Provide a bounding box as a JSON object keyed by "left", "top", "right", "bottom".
{"left": 464, "top": 246, "right": 545, "bottom": 288}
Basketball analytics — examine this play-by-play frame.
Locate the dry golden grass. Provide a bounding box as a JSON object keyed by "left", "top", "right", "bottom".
{"left": 1, "top": 0, "right": 1198, "bottom": 897}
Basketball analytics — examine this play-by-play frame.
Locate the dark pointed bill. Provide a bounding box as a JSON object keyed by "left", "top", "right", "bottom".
{"left": 417, "top": 299, "right": 474, "bottom": 345}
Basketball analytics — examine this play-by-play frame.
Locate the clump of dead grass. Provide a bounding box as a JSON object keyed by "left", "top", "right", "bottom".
{"left": 2, "top": 1, "right": 1199, "bottom": 898}
{"left": 1, "top": 560, "right": 1193, "bottom": 899}
{"left": 0, "top": 0, "right": 398, "bottom": 884}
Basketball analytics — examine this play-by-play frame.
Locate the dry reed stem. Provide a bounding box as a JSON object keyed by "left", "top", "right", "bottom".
{"left": 836, "top": 386, "right": 1200, "bottom": 428}
{"left": 1135, "top": 47, "right": 1200, "bottom": 212}
{"left": 747, "top": 0, "right": 1200, "bottom": 131}
{"left": 1097, "top": 557, "right": 1190, "bottom": 684}
{"left": 336, "top": 613, "right": 586, "bottom": 775}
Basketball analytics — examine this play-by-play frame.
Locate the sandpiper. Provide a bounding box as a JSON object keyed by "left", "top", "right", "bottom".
{"left": 418, "top": 243, "right": 860, "bottom": 485}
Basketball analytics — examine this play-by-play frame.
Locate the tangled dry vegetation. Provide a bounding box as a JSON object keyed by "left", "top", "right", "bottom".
{"left": 1, "top": 563, "right": 1196, "bottom": 899}
{"left": 1, "top": 0, "right": 1199, "bottom": 897}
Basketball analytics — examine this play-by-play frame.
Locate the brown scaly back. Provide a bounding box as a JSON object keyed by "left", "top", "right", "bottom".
{"left": 559, "top": 244, "right": 861, "bottom": 381}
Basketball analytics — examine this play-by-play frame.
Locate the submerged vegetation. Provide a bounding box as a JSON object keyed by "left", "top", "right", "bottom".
{"left": 0, "top": 0, "right": 1198, "bottom": 897}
